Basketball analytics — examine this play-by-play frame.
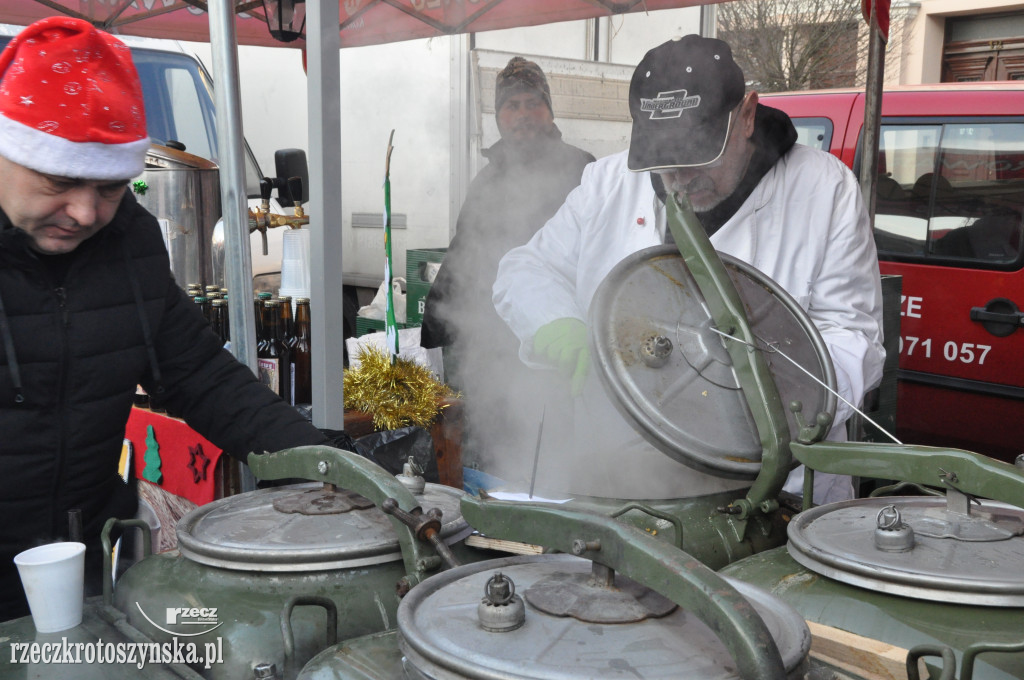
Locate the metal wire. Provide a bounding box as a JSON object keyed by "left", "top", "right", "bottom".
{"left": 709, "top": 327, "right": 902, "bottom": 445}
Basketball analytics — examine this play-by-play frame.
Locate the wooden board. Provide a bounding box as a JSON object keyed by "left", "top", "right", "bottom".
{"left": 465, "top": 533, "right": 544, "bottom": 555}
{"left": 807, "top": 620, "right": 921, "bottom": 680}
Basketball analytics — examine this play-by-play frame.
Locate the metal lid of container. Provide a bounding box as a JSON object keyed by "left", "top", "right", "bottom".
{"left": 397, "top": 554, "right": 809, "bottom": 680}
{"left": 788, "top": 494, "right": 1024, "bottom": 606}
{"left": 176, "top": 482, "right": 470, "bottom": 572}
{"left": 144, "top": 143, "right": 218, "bottom": 171}
{"left": 590, "top": 246, "right": 835, "bottom": 478}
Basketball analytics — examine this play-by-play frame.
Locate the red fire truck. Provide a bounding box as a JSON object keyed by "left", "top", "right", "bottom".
{"left": 763, "top": 84, "right": 1024, "bottom": 463}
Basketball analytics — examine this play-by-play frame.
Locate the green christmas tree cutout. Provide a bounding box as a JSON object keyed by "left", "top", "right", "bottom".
{"left": 141, "top": 424, "right": 163, "bottom": 484}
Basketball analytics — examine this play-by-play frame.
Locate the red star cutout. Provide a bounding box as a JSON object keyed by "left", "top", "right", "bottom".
{"left": 187, "top": 444, "right": 211, "bottom": 484}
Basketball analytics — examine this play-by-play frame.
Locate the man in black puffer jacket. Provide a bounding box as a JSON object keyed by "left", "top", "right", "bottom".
{"left": 0, "top": 18, "right": 327, "bottom": 621}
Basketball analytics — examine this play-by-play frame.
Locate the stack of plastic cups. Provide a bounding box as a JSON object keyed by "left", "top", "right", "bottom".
{"left": 279, "top": 228, "right": 311, "bottom": 311}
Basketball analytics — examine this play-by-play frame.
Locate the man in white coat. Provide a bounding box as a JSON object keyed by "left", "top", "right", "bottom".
{"left": 492, "top": 35, "right": 885, "bottom": 504}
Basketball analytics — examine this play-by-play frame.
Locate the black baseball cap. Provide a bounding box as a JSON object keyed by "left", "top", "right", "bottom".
{"left": 627, "top": 35, "right": 746, "bottom": 171}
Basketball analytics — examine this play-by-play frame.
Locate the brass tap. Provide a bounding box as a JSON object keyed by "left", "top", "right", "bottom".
{"left": 247, "top": 207, "right": 310, "bottom": 255}
{"left": 249, "top": 176, "right": 309, "bottom": 255}
{"left": 248, "top": 209, "right": 309, "bottom": 231}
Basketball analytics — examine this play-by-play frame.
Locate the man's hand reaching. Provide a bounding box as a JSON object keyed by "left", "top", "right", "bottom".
{"left": 533, "top": 318, "right": 589, "bottom": 396}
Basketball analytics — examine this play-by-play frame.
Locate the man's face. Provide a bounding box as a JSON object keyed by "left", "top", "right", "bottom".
{"left": 496, "top": 91, "right": 555, "bottom": 143}
{"left": 0, "top": 155, "right": 126, "bottom": 254}
{"left": 656, "top": 92, "right": 758, "bottom": 213}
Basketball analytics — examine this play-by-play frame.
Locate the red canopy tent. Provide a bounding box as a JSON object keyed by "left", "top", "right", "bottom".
{"left": 2, "top": 1, "right": 712, "bottom": 48}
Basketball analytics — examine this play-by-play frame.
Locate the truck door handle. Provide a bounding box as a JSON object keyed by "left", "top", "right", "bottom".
{"left": 970, "top": 298, "right": 1023, "bottom": 337}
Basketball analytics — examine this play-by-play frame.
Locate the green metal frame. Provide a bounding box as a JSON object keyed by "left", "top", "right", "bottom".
{"left": 792, "top": 441, "right": 1024, "bottom": 509}
{"left": 665, "top": 196, "right": 819, "bottom": 523}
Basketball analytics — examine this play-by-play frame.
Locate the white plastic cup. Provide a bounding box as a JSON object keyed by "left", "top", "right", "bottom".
{"left": 14, "top": 542, "right": 86, "bottom": 633}
{"left": 280, "top": 228, "right": 311, "bottom": 293}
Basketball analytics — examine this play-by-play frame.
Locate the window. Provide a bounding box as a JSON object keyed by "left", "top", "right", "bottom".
{"left": 791, "top": 117, "right": 833, "bottom": 151}
{"left": 163, "top": 66, "right": 215, "bottom": 160}
{"left": 133, "top": 50, "right": 218, "bottom": 157}
{"left": 872, "top": 121, "right": 1024, "bottom": 268}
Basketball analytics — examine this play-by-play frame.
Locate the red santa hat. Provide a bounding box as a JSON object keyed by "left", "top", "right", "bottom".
{"left": 0, "top": 17, "right": 149, "bottom": 181}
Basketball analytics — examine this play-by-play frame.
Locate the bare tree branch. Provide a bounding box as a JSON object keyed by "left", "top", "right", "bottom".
{"left": 719, "top": 0, "right": 911, "bottom": 92}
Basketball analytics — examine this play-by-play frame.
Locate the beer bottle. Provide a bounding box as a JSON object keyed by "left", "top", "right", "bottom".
{"left": 257, "top": 300, "right": 291, "bottom": 398}
{"left": 254, "top": 294, "right": 264, "bottom": 342}
{"left": 291, "top": 297, "right": 312, "bottom": 406}
{"left": 279, "top": 295, "right": 295, "bottom": 349}
{"left": 210, "top": 298, "right": 230, "bottom": 347}
{"left": 193, "top": 295, "right": 211, "bottom": 323}
{"left": 205, "top": 284, "right": 220, "bottom": 298}
{"left": 256, "top": 300, "right": 268, "bottom": 351}
{"left": 221, "top": 297, "right": 231, "bottom": 345}
{"left": 255, "top": 292, "right": 273, "bottom": 341}
{"left": 187, "top": 283, "right": 201, "bottom": 299}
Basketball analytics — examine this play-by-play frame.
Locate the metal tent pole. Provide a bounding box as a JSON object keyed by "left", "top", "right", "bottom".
{"left": 307, "top": 0, "right": 345, "bottom": 429}
{"left": 860, "top": 4, "right": 887, "bottom": 222}
{"left": 209, "top": 0, "right": 258, "bottom": 492}
{"left": 700, "top": 3, "right": 718, "bottom": 38}
{"left": 208, "top": 0, "right": 257, "bottom": 374}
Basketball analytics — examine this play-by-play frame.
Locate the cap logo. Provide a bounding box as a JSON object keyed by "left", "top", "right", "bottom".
{"left": 640, "top": 89, "right": 701, "bottom": 120}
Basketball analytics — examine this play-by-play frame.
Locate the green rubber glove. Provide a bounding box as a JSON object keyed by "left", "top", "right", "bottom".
{"left": 533, "top": 318, "right": 590, "bottom": 396}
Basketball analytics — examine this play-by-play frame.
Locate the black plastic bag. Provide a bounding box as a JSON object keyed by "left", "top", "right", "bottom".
{"left": 320, "top": 428, "right": 358, "bottom": 452}
{"left": 351, "top": 426, "right": 439, "bottom": 484}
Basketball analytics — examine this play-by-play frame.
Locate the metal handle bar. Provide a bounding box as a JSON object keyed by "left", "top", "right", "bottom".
{"left": 101, "top": 517, "right": 153, "bottom": 606}
{"left": 907, "top": 644, "right": 957, "bottom": 680}
{"left": 609, "top": 502, "right": 685, "bottom": 549}
{"left": 280, "top": 595, "right": 338, "bottom": 679}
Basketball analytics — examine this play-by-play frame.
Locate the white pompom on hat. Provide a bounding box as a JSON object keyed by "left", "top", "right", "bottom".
{"left": 0, "top": 17, "right": 149, "bottom": 181}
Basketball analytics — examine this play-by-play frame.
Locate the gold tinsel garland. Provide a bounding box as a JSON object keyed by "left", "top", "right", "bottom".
{"left": 343, "top": 345, "right": 456, "bottom": 431}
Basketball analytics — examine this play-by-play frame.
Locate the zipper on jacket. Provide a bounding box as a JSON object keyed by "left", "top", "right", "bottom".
{"left": 49, "top": 285, "right": 72, "bottom": 538}
{"left": 55, "top": 287, "right": 70, "bottom": 327}
{"left": 9, "top": 228, "right": 93, "bottom": 540}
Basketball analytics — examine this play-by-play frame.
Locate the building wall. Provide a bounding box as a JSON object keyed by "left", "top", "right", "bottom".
{"left": 900, "top": 0, "right": 1024, "bottom": 83}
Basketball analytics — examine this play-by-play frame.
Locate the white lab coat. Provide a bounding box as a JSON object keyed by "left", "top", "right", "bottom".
{"left": 493, "top": 146, "right": 885, "bottom": 502}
